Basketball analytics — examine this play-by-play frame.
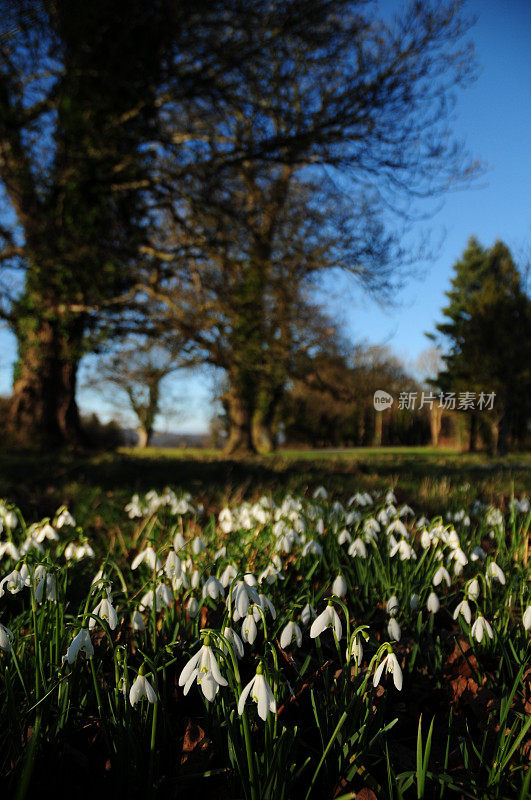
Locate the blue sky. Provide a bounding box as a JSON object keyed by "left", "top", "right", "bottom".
{"left": 1, "top": 0, "right": 530, "bottom": 432}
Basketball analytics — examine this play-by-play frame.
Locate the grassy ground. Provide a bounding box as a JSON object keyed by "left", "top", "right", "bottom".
{"left": 0, "top": 446, "right": 529, "bottom": 528}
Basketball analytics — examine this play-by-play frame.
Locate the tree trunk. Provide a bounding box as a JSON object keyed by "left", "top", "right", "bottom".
{"left": 136, "top": 426, "right": 150, "bottom": 448}
{"left": 468, "top": 413, "right": 477, "bottom": 452}
{"left": 373, "top": 410, "right": 383, "bottom": 447}
{"left": 429, "top": 407, "right": 442, "bottom": 447}
{"left": 223, "top": 389, "right": 255, "bottom": 455}
{"left": 7, "top": 315, "right": 85, "bottom": 449}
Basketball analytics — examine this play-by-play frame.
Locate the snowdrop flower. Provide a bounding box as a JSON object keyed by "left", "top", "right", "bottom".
{"left": 0, "top": 622, "right": 14, "bottom": 652}
{"left": 186, "top": 596, "right": 200, "bottom": 618}
{"left": 132, "top": 609, "right": 145, "bottom": 631}
{"left": 55, "top": 508, "right": 75, "bottom": 528}
{"left": 0, "top": 541, "right": 21, "bottom": 561}
{"left": 139, "top": 583, "right": 173, "bottom": 612}
{"left": 348, "top": 538, "right": 367, "bottom": 558}
{"left": 386, "top": 596, "right": 399, "bottom": 617}
{"left": 203, "top": 576, "right": 224, "bottom": 600}
{"left": 90, "top": 596, "right": 118, "bottom": 630}
{"left": 241, "top": 612, "right": 258, "bottom": 644}
{"left": 410, "top": 593, "right": 419, "bottom": 611}
{"left": 313, "top": 486, "right": 328, "bottom": 500}
{"left": 63, "top": 628, "right": 94, "bottom": 664}
{"left": 220, "top": 564, "right": 238, "bottom": 588}
{"left": 0, "top": 569, "right": 24, "bottom": 596}
{"left": 316, "top": 518, "right": 325, "bottom": 535}
{"left": 388, "top": 618, "right": 401, "bottom": 641}
{"left": 310, "top": 602, "right": 342, "bottom": 640}
{"left": 164, "top": 551, "right": 181, "bottom": 580}
{"left": 522, "top": 606, "right": 531, "bottom": 631}
{"left": 179, "top": 638, "right": 228, "bottom": 701}
{"left": 258, "top": 563, "right": 283, "bottom": 585}
{"left": 173, "top": 532, "right": 186, "bottom": 551}
{"left": 466, "top": 578, "right": 480, "bottom": 600}
{"left": 255, "top": 594, "right": 276, "bottom": 620}
{"left": 373, "top": 650, "right": 403, "bottom": 691}
{"left": 131, "top": 546, "right": 161, "bottom": 572}
{"left": 332, "top": 574, "right": 347, "bottom": 597}
{"left": 387, "top": 519, "right": 409, "bottom": 539}
{"left": 449, "top": 548, "right": 468, "bottom": 567}
{"left": 35, "top": 571, "right": 57, "bottom": 603}
{"left": 433, "top": 566, "right": 451, "bottom": 588}
{"left": 238, "top": 665, "right": 276, "bottom": 721}
{"left": 390, "top": 538, "right": 414, "bottom": 561}
{"left": 280, "top": 620, "right": 302, "bottom": 649}
{"left": 420, "top": 529, "right": 433, "bottom": 549}
{"left": 427, "top": 592, "right": 440, "bottom": 613}
{"left": 338, "top": 529, "right": 351, "bottom": 546}
{"left": 3, "top": 510, "right": 18, "bottom": 529}
{"left": 486, "top": 562, "right": 505, "bottom": 586}
{"left": 301, "top": 603, "right": 316, "bottom": 627}
{"left": 130, "top": 668, "right": 157, "bottom": 706}
{"left": 214, "top": 545, "right": 226, "bottom": 561}
{"left": 20, "top": 536, "right": 43, "bottom": 555}
{"left": 125, "top": 495, "right": 143, "bottom": 518}
{"left": 218, "top": 508, "right": 233, "bottom": 534}
{"left": 228, "top": 578, "right": 260, "bottom": 622}
{"left": 222, "top": 626, "right": 244, "bottom": 659}
{"left": 364, "top": 518, "right": 380, "bottom": 537}
{"left": 453, "top": 599, "right": 472, "bottom": 625}
{"left": 34, "top": 522, "right": 59, "bottom": 543}
{"left": 302, "top": 539, "right": 323, "bottom": 557}
{"left": 471, "top": 615, "right": 493, "bottom": 643}
{"left": 192, "top": 536, "right": 206, "bottom": 555}
{"left": 346, "top": 634, "right": 364, "bottom": 665}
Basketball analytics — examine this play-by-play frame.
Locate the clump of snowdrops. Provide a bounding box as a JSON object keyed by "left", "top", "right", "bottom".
{"left": 0, "top": 487, "right": 529, "bottom": 799}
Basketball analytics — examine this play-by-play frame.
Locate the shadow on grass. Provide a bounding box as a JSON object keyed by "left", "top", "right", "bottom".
{"left": 0, "top": 447, "right": 529, "bottom": 519}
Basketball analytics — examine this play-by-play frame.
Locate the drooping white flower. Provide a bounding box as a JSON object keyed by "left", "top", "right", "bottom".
{"left": 310, "top": 603, "right": 342, "bottom": 640}
{"left": 139, "top": 582, "right": 173, "bottom": 612}
{"left": 130, "top": 672, "right": 157, "bottom": 706}
{"left": 313, "top": 486, "right": 328, "bottom": 500}
{"left": 346, "top": 634, "right": 363, "bottom": 665}
{"left": 192, "top": 536, "right": 206, "bottom": 556}
{"left": 254, "top": 594, "right": 276, "bottom": 620}
{"left": 90, "top": 596, "right": 118, "bottom": 630}
{"left": 227, "top": 577, "right": 260, "bottom": 622}
{"left": 522, "top": 606, "right": 531, "bottom": 631}
{"left": 186, "top": 596, "right": 200, "bottom": 618}
{"left": 486, "top": 561, "right": 505, "bottom": 586}
{"left": 466, "top": 578, "right": 480, "bottom": 600}
{"left": 241, "top": 612, "right": 258, "bottom": 645}
{"left": 34, "top": 571, "right": 57, "bottom": 603}
{"left": 0, "top": 541, "right": 21, "bottom": 561}
{"left": 202, "top": 576, "right": 225, "bottom": 601}
{"left": 433, "top": 566, "right": 451, "bottom": 587}
{"left": 214, "top": 545, "right": 227, "bottom": 561}
{"left": 0, "top": 622, "right": 14, "bottom": 652}
{"left": 173, "top": 532, "right": 186, "bottom": 551}
{"left": 222, "top": 626, "right": 244, "bottom": 659}
{"left": 237, "top": 667, "right": 276, "bottom": 721}
{"left": 453, "top": 599, "right": 472, "bottom": 625}
{"left": 280, "top": 620, "right": 302, "bottom": 649}
{"left": 63, "top": 628, "right": 94, "bottom": 664}
{"left": 410, "top": 593, "right": 419, "bottom": 611}
{"left": 332, "top": 575, "right": 347, "bottom": 597}
{"left": 373, "top": 651, "right": 403, "bottom": 691}
{"left": 179, "top": 640, "right": 228, "bottom": 701}
{"left": 388, "top": 618, "right": 401, "bottom": 641}
{"left": 0, "top": 569, "right": 24, "bottom": 596}
{"left": 131, "top": 546, "right": 161, "bottom": 573}
{"left": 55, "top": 508, "right": 75, "bottom": 528}
{"left": 471, "top": 615, "right": 494, "bottom": 643}
{"left": 302, "top": 539, "right": 323, "bottom": 557}
{"left": 386, "top": 596, "right": 399, "bottom": 617}
{"left": 34, "top": 522, "right": 59, "bottom": 543}
{"left": 348, "top": 538, "right": 367, "bottom": 558}
{"left": 220, "top": 564, "right": 238, "bottom": 588}
{"left": 470, "top": 546, "right": 486, "bottom": 562}
{"left": 338, "top": 529, "right": 352, "bottom": 546}
{"left": 164, "top": 550, "right": 181, "bottom": 580}
{"left": 427, "top": 592, "right": 440, "bottom": 614}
